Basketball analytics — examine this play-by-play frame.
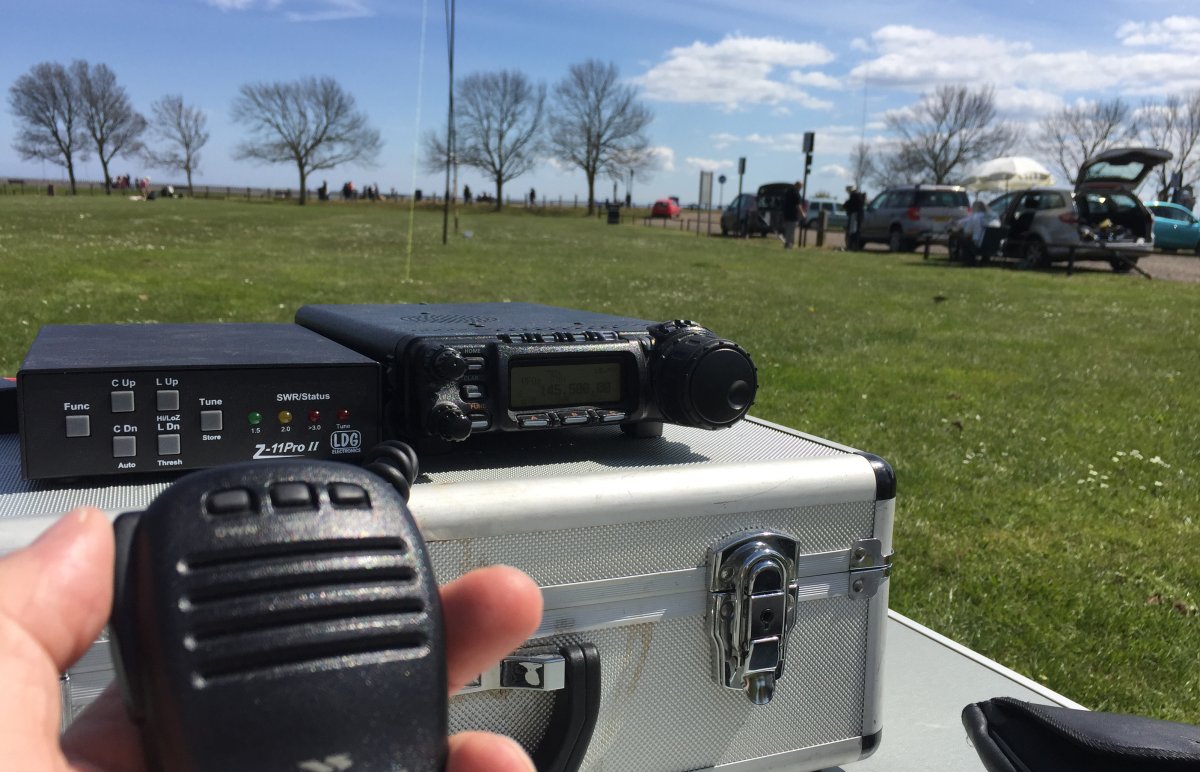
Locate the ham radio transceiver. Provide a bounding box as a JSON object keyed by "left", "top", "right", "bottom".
{"left": 296, "top": 302, "right": 757, "bottom": 446}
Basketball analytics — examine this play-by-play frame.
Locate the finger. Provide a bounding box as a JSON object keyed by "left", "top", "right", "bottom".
{"left": 0, "top": 507, "right": 114, "bottom": 673}
{"left": 447, "top": 731, "right": 534, "bottom": 772}
{"left": 0, "top": 508, "right": 114, "bottom": 768}
{"left": 60, "top": 683, "right": 147, "bottom": 771}
{"left": 441, "top": 565, "right": 542, "bottom": 694}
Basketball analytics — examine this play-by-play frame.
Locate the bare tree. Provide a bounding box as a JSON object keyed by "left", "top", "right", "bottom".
{"left": 230, "top": 77, "right": 382, "bottom": 205}
{"left": 144, "top": 95, "right": 209, "bottom": 196}
{"left": 849, "top": 141, "right": 876, "bottom": 189}
{"left": 549, "top": 60, "right": 654, "bottom": 215}
{"left": 1036, "top": 98, "right": 1135, "bottom": 185}
{"left": 1140, "top": 92, "right": 1200, "bottom": 198}
{"left": 882, "top": 85, "right": 1018, "bottom": 185}
{"left": 424, "top": 71, "right": 545, "bottom": 209}
{"left": 72, "top": 61, "right": 146, "bottom": 194}
{"left": 7, "top": 62, "right": 89, "bottom": 194}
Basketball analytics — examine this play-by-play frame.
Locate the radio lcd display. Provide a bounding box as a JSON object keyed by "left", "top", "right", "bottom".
{"left": 509, "top": 361, "right": 623, "bottom": 409}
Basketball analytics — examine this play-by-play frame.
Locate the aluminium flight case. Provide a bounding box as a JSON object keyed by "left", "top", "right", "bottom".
{"left": 0, "top": 416, "right": 893, "bottom": 770}
{"left": 417, "top": 416, "right": 894, "bottom": 771}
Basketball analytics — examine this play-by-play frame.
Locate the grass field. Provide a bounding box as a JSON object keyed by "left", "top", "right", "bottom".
{"left": 2, "top": 195, "right": 1198, "bottom": 722}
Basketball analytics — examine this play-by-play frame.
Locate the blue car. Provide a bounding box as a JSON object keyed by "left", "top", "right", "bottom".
{"left": 1147, "top": 201, "right": 1200, "bottom": 254}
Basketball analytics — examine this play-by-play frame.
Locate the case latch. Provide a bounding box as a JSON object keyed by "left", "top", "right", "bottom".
{"left": 707, "top": 531, "right": 799, "bottom": 705}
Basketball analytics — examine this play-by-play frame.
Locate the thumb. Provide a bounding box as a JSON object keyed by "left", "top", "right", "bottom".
{"left": 0, "top": 508, "right": 114, "bottom": 764}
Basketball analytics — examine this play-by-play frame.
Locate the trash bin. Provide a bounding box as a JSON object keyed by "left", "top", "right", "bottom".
{"left": 607, "top": 204, "right": 621, "bottom": 225}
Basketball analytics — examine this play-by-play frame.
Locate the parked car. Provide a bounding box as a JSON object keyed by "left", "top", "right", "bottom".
{"left": 995, "top": 147, "right": 1172, "bottom": 271}
{"left": 1146, "top": 201, "right": 1200, "bottom": 254}
{"left": 755, "top": 182, "right": 794, "bottom": 233}
{"left": 651, "top": 197, "right": 681, "bottom": 218}
{"left": 805, "top": 199, "right": 848, "bottom": 229}
{"left": 720, "top": 193, "right": 771, "bottom": 236}
{"left": 855, "top": 185, "right": 971, "bottom": 251}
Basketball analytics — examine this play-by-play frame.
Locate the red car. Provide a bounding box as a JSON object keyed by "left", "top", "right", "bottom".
{"left": 651, "top": 197, "right": 681, "bottom": 218}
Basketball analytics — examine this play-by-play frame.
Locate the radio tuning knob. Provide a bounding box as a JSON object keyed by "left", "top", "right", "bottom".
{"left": 427, "top": 346, "right": 468, "bottom": 381}
{"left": 649, "top": 322, "right": 757, "bottom": 430}
{"left": 430, "top": 403, "right": 472, "bottom": 442}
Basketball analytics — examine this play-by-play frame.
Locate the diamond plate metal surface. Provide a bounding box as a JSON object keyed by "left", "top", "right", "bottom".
{"left": 450, "top": 597, "right": 871, "bottom": 771}
{"left": 428, "top": 502, "right": 876, "bottom": 587}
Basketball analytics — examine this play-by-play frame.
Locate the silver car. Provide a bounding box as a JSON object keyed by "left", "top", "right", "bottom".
{"left": 855, "top": 185, "right": 971, "bottom": 251}
{"left": 997, "top": 147, "right": 1171, "bottom": 272}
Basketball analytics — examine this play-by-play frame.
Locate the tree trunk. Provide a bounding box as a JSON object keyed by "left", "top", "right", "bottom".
{"left": 297, "top": 164, "right": 307, "bottom": 206}
{"left": 586, "top": 170, "right": 596, "bottom": 216}
{"left": 66, "top": 159, "right": 78, "bottom": 195}
{"left": 186, "top": 166, "right": 194, "bottom": 197}
{"left": 494, "top": 179, "right": 503, "bottom": 211}
{"left": 101, "top": 159, "right": 113, "bottom": 195}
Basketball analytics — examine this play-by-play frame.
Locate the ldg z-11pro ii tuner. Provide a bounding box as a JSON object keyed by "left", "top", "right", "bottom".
{"left": 110, "top": 459, "right": 446, "bottom": 771}
{"left": 295, "top": 302, "right": 758, "bottom": 445}
{"left": 18, "top": 324, "right": 382, "bottom": 480}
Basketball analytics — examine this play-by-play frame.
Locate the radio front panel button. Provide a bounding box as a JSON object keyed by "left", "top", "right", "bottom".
{"left": 156, "top": 390, "right": 180, "bottom": 412}
{"left": 111, "top": 390, "right": 135, "bottom": 413}
{"left": 460, "top": 384, "right": 484, "bottom": 400}
{"left": 199, "top": 410, "right": 223, "bottom": 432}
{"left": 558, "top": 410, "right": 590, "bottom": 426}
{"left": 157, "top": 434, "right": 181, "bottom": 456}
{"left": 464, "top": 357, "right": 485, "bottom": 372}
{"left": 206, "top": 488, "right": 255, "bottom": 516}
{"left": 517, "top": 414, "right": 551, "bottom": 429}
{"left": 469, "top": 412, "right": 491, "bottom": 431}
{"left": 112, "top": 436, "right": 137, "bottom": 458}
{"left": 270, "top": 482, "right": 315, "bottom": 509}
{"left": 598, "top": 410, "right": 627, "bottom": 423}
{"left": 65, "top": 415, "right": 91, "bottom": 438}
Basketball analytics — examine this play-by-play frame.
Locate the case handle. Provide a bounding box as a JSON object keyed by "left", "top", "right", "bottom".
{"left": 531, "top": 643, "right": 601, "bottom": 772}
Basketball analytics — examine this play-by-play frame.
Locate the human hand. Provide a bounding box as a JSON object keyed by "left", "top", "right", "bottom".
{"left": 0, "top": 507, "right": 543, "bottom": 771}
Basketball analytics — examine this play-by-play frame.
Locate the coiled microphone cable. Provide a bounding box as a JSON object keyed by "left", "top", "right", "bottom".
{"left": 361, "top": 440, "right": 421, "bottom": 502}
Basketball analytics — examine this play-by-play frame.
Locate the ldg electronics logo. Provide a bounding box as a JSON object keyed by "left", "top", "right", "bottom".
{"left": 330, "top": 430, "right": 362, "bottom": 454}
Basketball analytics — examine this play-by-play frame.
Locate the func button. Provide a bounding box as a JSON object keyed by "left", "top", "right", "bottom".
{"left": 468, "top": 412, "right": 491, "bottom": 430}
{"left": 65, "top": 415, "right": 91, "bottom": 438}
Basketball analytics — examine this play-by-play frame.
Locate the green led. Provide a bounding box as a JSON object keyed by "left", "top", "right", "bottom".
{"left": 247, "top": 411, "right": 262, "bottom": 426}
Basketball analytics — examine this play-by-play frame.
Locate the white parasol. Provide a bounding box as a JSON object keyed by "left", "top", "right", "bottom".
{"left": 963, "top": 157, "right": 1054, "bottom": 191}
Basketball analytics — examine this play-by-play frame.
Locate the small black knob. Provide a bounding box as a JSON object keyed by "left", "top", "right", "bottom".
{"left": 430, "top": 403, "right": 472, "bottom": 442}
{"left": 427, "top": 346, "right": 468, "bottom": 381}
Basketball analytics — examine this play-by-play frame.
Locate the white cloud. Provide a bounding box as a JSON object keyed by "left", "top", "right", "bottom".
{"left": 849, "top": 23, "right": 1200, "bottom": 100}
{"left": 632, "top": 34, "right": 836, "bottom": 111}
{"left": 788, "top": 71, "right": 841, "bottom": 90}
{"left": 686, "top": 157, "right": 733, "bottom": 172}
{"left": 819, "top": 164, "right": 848, "bottom": 178}
{"left": 1118, "top": 16, "right": 1200, "bottom": 50}
{"left": 286, "top": 0, "right": 372, "bottom": 22}
{"left": 649, "top": 146, "right": 676, "bottom": 173}
{"left": 205, "top": 0, "right": 371, "bottom": 20}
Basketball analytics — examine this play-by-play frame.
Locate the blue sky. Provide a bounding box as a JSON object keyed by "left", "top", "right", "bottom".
{"left": 3, "top": 1, "right": 1200, "bottom": 204}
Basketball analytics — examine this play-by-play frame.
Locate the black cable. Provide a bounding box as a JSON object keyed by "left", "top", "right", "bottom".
{"left": 361, "top": 440, "right": 421, "bottom": 502}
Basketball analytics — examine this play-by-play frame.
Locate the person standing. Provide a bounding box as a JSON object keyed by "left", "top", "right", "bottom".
{"left": 843, "top": 185, "right": 865, "bottom": 248}
{"left": 781, "top": 181, "right": 804, "bottom": 249}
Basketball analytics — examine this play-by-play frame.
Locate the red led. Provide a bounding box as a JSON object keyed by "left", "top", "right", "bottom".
{"left": 337, "top": 408, "right": 351, "bottom": 421}
{"left": 308, "top": 410, "right": 321, "bottom": 423}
